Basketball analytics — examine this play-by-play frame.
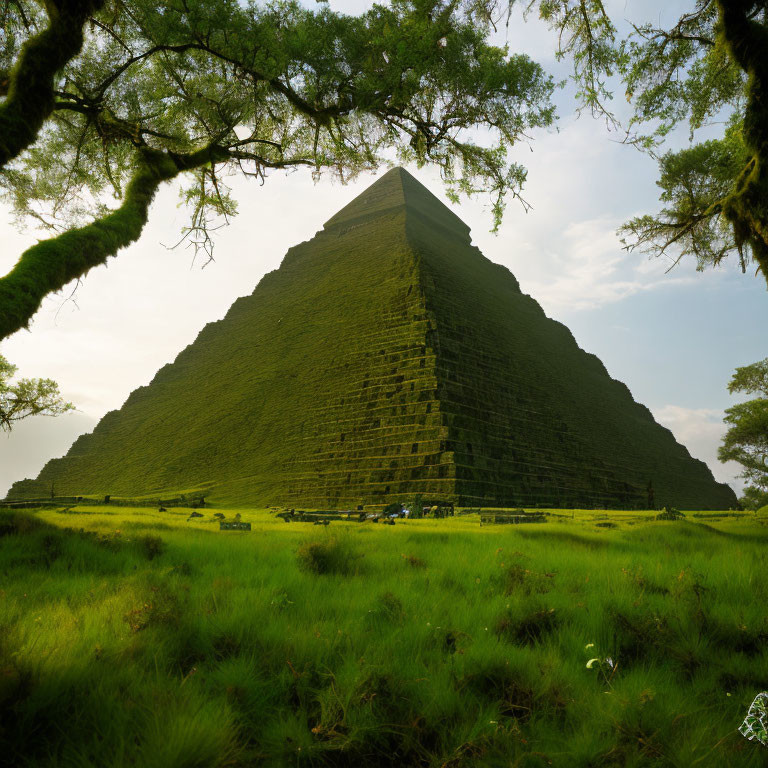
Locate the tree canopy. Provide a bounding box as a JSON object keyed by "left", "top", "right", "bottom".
{"left": 719, "top": 358, "right": 768, "bottom": 501}
{"left": 0, "top": 0, "right": 558, "bottom": 341}
{"left": 0, "top": 353, "right": 73, "bottom": 430}
{"left": 0, "top": 0, "right": 766, "bottom": 345}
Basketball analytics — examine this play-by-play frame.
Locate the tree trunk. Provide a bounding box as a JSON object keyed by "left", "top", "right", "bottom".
{"left": 717, "top": 0, "right": 768, "bottom": 285}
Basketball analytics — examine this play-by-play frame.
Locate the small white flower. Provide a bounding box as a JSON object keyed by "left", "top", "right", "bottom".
{"left": 438, "top": 37, "right": 448, "bottom": 48}
{"left": 606, "top": 657, "right": 615, "bottom": 669}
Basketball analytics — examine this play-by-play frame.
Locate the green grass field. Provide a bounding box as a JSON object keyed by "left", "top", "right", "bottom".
{"left": 2, "top": 506, "right": 767, "bottom": 767}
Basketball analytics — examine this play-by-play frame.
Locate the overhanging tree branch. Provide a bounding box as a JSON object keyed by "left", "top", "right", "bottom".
{"left": 0, "top": 142, "right": 229, "bottom": 340}
{"left": 0, "top": 0, "right": 557, "bottom": 340}
{"left": 0, "top": 0, "right": 104, "bottom": 168}
{"left": 716, "top": 0, "right": 768, "bottom": 281}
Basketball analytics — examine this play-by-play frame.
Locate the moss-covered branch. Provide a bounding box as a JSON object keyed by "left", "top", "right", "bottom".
{"left": 620, "top": 2, "right": 768, "bottom": 284}
{"left": 716, "top": 0, "right": 768, "bottom": 282}
{"left": 0, "top": 0, "right": 104, "bottom": 168}
{"left": 0, "top": 144, "right": 229, "bottom": 341}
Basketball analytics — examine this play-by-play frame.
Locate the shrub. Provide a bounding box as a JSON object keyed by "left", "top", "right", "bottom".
{"left": 500, "top": 562, "right": 554, "bottom": 596}
{"left": 502, "top": 563, "right": 528, "bottom": 593}
{"left": 296, "top": 536, "right": 358, "bottom": 575}
{"left": 0, "top": 511, "right": 43, "bottom": 537}
{"left": 41, "top": 533, "right": 63, "bottom": 567}
{"left": 374, "top": 591, "right": 406, "bottom": 624}
{"left": 269, "top": 589, "right": 294, "bottom": 610}
{"left": 382, "top": 502, "right": 402, "bottom": 517}
{"left": 140, "top": 535, "right": 166, "bottom": 560}
{"left": 124, "top": 586, "right": 179, "bottom": 632}
{"left": 428, "top": 625, "right": 471, "bottom": 655}
{"left": 459, "top": 659, "right": 542, "bottom": 722}
{"left": 655, "top": 507, "right": 685, "bottom": 521}
{"left": 495, "top": 607, "right": 560, "bottom": 645}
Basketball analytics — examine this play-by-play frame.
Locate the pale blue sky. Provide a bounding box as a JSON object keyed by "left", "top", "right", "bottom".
{"left": 1, "top": 0, "right": 766, "bottom": 497}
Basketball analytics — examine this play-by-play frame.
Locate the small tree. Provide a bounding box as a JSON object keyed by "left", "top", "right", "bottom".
{"left": 719, "top": 359, "right": 768, "bottom": 500}
{"left": 0, "top": 354, "right": 74, "bottom": 431}
{"left": 739, "top": 485, "right": 768, "bottom": 511}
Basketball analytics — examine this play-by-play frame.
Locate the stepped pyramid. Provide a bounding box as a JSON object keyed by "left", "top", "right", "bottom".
{"left": 8, "top": 168, "right": 736, "bottom": 509}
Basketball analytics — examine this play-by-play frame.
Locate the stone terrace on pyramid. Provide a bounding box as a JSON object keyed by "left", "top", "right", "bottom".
{"left": 8, "top": 168, "right": 736, "bottom": 510}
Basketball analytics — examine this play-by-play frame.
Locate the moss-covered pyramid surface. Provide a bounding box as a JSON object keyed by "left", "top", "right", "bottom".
{"left": 8, "top": 168, "right": 736, "bottom": 509}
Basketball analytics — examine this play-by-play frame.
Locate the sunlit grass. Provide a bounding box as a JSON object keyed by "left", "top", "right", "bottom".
{"left": 1, "top": 506, "right": 766, "bottom": 766}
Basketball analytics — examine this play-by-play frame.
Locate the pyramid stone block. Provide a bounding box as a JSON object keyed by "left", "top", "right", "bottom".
{"left": 7, "top": 168, "right": 737, "bottom": 510}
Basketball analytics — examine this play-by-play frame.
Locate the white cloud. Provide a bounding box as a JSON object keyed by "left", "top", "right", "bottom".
{"left": 510, "top": 216, "right": 698, "bottom": 312}
{"left": 460, "top": 113, "right": 704, "bottom": 314}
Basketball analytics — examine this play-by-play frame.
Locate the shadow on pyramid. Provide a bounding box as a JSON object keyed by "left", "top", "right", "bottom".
{"left": 8, "top": 168, "right": 736, "bottom": 510}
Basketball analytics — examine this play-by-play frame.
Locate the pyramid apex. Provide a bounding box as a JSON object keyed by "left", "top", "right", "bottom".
{"left": 323, "top": 166, "right": 470, "bottom": 238}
